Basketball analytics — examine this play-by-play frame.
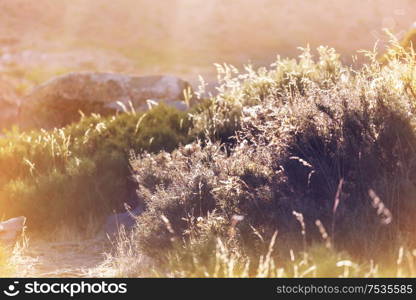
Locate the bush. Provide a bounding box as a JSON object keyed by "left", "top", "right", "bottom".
{"left": 125, "top": 45, "right": 416, "bottom": 274}
{"left": 0, "top": 104, "right": 193, "bottom": 230}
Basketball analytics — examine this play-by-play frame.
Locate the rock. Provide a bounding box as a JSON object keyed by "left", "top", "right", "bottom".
{"left": 0, "top": 98, "right": 19, "bottom": 129}
{"left": 104, "top": 99, "right": 188, "bottom": 112}
{"left": 104, "top": 206, "right": 142, "bottom": 236}
{"left": 0, "top": 216, "right": 26, "bottom": 244}
{"left": 21, "top": 72, "right": 194, "bottom": 129}
{"left": 0, "top": 76, "right": 20, "bottom": 128}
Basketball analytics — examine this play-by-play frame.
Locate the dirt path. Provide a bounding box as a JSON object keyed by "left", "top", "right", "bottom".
{"left": 12, "top": 236, "right": 112, "bottom": 278}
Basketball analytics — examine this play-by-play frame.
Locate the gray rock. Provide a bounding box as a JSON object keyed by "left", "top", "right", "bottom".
{"left": 105, "top": 99, "right": 188, "bottom": 112}
{"left": 0, "top": 77, "right": 20, "bottom": 128}
{"left": 0, "top": 216, "right": 26, "bottom": 244}
{"left": 21, "top": 72, "right": 194, "bottom": 128}
{"left": 104, "top": 206, "right": 142, "bottom": 236}
{"left": 0, "top": 99, "right": 19, "bottom": 128}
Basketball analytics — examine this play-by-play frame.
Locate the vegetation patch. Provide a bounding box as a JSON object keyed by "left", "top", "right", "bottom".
{"left": 0, "top": 104, "right": 193, "bottom": 230}
{"left": 111, "top": 44, "right": 416, "bottom": 276}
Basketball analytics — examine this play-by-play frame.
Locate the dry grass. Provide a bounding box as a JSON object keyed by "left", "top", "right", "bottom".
{"left": 98, "top": 226, "right": 416, "bottom": 278}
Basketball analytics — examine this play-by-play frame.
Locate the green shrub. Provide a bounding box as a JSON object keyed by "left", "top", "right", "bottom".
{"left": 0, "top": 104, "right": 193, "bottom": 229}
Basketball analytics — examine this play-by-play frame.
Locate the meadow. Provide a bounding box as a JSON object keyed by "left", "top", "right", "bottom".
{"left": 1, "top": 34, "right": 416, "bottom": 277}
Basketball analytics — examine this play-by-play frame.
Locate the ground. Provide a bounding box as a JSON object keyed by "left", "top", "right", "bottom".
{"left": 10, "top": 234, "right": 111, "bottom": 277}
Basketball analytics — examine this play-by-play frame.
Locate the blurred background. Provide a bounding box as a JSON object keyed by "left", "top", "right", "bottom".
{"left": 0, "top": 0, "right": 415, "bottom": 91}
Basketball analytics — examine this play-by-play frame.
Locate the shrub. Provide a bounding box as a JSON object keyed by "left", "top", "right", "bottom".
{"left": 125, "top": 45, "right": 416, "bottom": 273}
{"left": 0, "top": 104, "right": 193, "bottom": 230}
{"left": 192, "top": 47, "right": 343, "bottom": 144}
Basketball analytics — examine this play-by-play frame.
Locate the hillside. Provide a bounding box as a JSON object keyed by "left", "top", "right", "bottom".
{"left": 1, "top": 0, "right": 416, "bottom": 85}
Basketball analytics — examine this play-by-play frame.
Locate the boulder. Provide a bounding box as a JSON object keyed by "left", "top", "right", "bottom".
{"left": 20, "top": 72, "right": 193, "bottom": 128}
{"left": 0, "top": 98, "right": 19, "bottom": 129}
{"left": 0, "top": 76, "right": 20, "bottom": 129}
